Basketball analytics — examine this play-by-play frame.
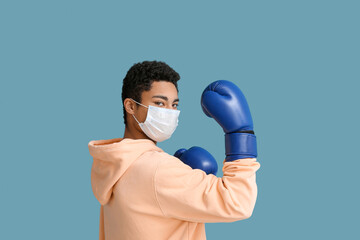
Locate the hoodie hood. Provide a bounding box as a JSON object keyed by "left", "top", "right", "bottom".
{"left": 88, "top": 137, "right": 163, "bottom": 205}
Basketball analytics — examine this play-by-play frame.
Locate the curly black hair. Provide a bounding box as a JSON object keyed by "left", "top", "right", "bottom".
{"left": 121, "top": 60, "right": 181, "bottom": 125}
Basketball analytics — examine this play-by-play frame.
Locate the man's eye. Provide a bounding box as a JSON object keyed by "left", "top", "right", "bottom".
{"left": 155, "top": 102, "right": 164, "bottom": 106}
{"left": 173, "top": 103, "right": 179, "bottom": 108}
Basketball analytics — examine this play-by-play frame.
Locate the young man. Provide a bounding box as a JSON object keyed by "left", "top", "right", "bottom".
{"left": 88, "top": 60, "right": 260, "bottom": 240}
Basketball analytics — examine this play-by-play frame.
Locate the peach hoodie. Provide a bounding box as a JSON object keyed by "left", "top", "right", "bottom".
{"left": 88, "top": 137, "right": 260, "bottom": 240}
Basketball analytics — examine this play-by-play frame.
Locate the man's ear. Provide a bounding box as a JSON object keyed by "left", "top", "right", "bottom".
{"left": 124, "top": 98, "right": 137, "bottom": 115}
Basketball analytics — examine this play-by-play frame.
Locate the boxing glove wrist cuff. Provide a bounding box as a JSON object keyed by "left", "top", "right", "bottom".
{"left": 225, "top": 133, "right": 257, "bottom": 161}
{"left": 233, "top": 130, "right": 255, "bottom": 135}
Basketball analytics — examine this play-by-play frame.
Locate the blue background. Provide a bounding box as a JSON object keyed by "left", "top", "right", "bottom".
{"left": 1, "top": 0, "right": 359, "bottom": 239}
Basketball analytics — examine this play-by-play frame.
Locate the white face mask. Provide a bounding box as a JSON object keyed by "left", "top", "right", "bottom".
{"left": 130, "top": 98, "right": 180, "bottom": 142}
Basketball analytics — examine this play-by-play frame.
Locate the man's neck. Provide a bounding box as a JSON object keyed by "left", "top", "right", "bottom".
{"left": 123, "top": 125, "right": 157, "bottom": 145}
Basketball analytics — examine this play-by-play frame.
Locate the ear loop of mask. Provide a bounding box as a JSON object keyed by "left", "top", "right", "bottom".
{"left": 130, "top": 98, "right": 148, "bottom": 124}
{"left": 130, "top": 98, "right": 148, "bottom": 109}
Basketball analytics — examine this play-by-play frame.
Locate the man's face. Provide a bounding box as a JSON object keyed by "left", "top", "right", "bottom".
{"left": 134, "top": 81, "right": 179, "bottom": 124}
{"left": 124, "top": 80, "right": 179, "bottom": 141}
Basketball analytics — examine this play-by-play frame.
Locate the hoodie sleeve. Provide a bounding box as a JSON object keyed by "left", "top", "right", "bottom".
{"left": 154, "top": 152, "right": 261, "bottom": 223}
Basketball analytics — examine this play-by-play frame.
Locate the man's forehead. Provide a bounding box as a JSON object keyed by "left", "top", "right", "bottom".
{"left": 150, "top": 80, "right": 177, "bottom": 89}
{"left": 142, "top": 81, "right": 178, "bottom": 100}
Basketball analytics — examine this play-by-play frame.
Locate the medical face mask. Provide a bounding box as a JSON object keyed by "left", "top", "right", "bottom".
{"left": 130, "top": 98, "right": 180, "bottom": 142}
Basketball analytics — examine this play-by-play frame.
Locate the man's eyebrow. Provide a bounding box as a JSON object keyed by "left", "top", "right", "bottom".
{"left": 152, "top": 95, "right": 179, "bottom": 102}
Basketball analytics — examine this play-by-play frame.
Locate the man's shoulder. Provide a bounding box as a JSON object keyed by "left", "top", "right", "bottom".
{"left": 140, "top": 149, "right": 176, "bottom": 162}
{"left": 135, "top": 149, "right": 186, "bottom": 169}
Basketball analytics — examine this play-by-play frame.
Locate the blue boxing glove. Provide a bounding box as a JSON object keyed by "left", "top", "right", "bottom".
{"left": 201, "top": 80, "right": 257, "bottom": 161}
{"left": 174, "top": 147, "right": 218, "bottom": 175}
